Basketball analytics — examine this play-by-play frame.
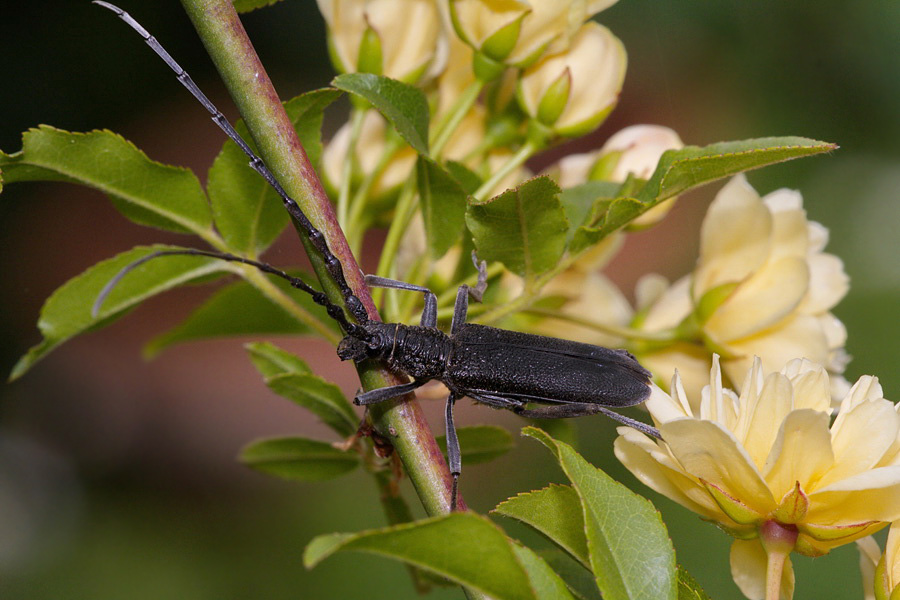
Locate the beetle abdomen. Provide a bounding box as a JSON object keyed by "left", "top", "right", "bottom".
{"left": 447, "top": 324, "right": 651, "bottom": 407}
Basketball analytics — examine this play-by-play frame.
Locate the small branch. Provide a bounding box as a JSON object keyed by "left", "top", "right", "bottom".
{"left": 179, "top": 0, "right": 463, "bottom": 516}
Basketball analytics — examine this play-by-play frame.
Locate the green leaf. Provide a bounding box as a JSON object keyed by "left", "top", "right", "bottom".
{"left": 1, "top": 126, "right": 212, "bottom": 234}
{"left": 332, "top": 73, "right": 430, "bottom": 155}
{"left": 466, "top": 176, "right": 568, "bottom": 281}
{"left": 239, "top": 436, "right": 359, "bottom": 481}
{"left": 304, "top": 512, "right": 573, "bottom": 600}
{"left": 445, "top": 160, "right": 483, "bottom": 195}
{"left": 232, "top": 0, "right": 284, "bottom": 13}
{"left": 493, "top": 484, "right": 589, "bottom": 567}
{"left": 637, "top": 136, "right": 837, "bottom": 207}
{"left": 570, "top": 197, "right": 641, "bottom": 254}
{"left": 208, "top": 89, "right": 342, "bottom": 255}
{"left": 245, "top": 341, "right": 313, "bottom": 378}
{"left": 558, "top": 181, "right": 619, "bottom": 244}
{"left": 523, "top": 427, "right": 677, "bottom": 600}
{"left": 435, "top": 425, "right": 515, "bottom": 465}
{"left": 417, "top": 157, "right": 469, "bottom": 258}
{"left": 677, "top": 566, "right": 712, "bottom": 600}
{"left": 540, "top": 549, "right": 603, "bottom": 600}
{"left": 266, "top": 372, "right": 358, "bottom": 437}
{"left": 10, "top": 245, "right": 231, "bottom": 381}
{"left": 143, "top": 275, "right": 334, "bottom": 358}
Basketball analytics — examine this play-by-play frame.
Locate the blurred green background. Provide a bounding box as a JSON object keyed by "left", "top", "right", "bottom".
{"left": 2, "top": 1, "right": 898, "bottom": 598}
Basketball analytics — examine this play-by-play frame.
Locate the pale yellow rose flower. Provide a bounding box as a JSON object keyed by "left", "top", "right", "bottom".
{"left": 635, "top": 175, "right": 850, "bottom": 403}
{"left": 615, "top": 356, "right": 900, "bottom": 600}
{"left": 449, "top": 0, "right": 617, "bottom": 69}
{"left": 517, "top": 21, "right": 626, "bottom": 137}
{"left": 316, "top": 0, "right": 447, "bottom": 84}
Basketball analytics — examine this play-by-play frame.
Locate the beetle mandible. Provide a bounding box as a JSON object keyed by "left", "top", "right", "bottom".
{"left": 94, "top": 2, "right": 661, "bottom": 511}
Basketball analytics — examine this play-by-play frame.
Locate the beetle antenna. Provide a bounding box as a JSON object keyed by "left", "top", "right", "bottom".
{"left": 93, "top": 1, "right": 369, "bottom": 324}
{"left": 92, "top": 249, "right": 363, "bottom": 335}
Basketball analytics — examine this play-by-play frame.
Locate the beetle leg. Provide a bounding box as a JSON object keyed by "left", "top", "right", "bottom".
{"left": 445, "top": 392, "right": 462, "bottom": 512}
{"left": 364, "top": 275, "right": 438, "bottom": 328}
{"left": 468, "top": 251, "right": 488, "bottom": 302}
{"left": 354, "top": 379, "right": 428, "bottom": 405}
{"left": 467, "top": 392, "right": 524, "bottom": 410}
{"left": 514, "top": 404, "right": 661, "bottom": 439}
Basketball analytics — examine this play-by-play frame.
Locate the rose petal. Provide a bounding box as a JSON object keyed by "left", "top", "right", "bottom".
{"left": 724, "top": 314, "right": 831, "bottom": 380}
{"left": 640, "top": 275, "right": 692, "bottom": 331}
{"left": 763, "top": 409, "right": 834, "bottom": 501}
{"left": 694, "top": 175, "right": 773, "bottom": 297}
{"left": 640, "top": 345, "right": 711, "bottom": 408}
{"left": 764, "top": 189, "right": 809, "bottom": 260}
{"left": 614, "top": 428, "right": 723, "bottom": 520}
{"left": 808, "top": 466, "right": 900, "bottom": 523}
{"left": 799, "top": 253, "right": 849, "bottom": 314}
{"left": 661, "top": 419, "right": 776, "bottom": 515}
{"left": 742, "top": 373, "right": 793, "bottom": 473}
{"left": 856, "top": 537, "right": 880, "bottom": 600}
{"left": 705, "top": 256, "right": 809, "bottom": 341}
{"left": 730, "top": 538, "right": 795, "bottom": 600}
{"left": 817, "top": 399, "right": 900, "bottom": 489}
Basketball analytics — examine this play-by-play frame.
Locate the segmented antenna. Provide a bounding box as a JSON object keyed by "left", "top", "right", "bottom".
{"left": 93, "top": 1, "right": 369, "bottom": 324}
{"left": 92, "top": 249, "right": 361, "bottom": 335}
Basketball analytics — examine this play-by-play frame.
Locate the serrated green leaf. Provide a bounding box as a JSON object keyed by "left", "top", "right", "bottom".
{"left": 466, "top": 176, "right": 568, "bottom": 281}
{"left": 435, "top": 425, "right": 515, "bottom": 465}
{"left": 1, "top": 126, "right": 213, "bottom": 234}
{"left": 493, "top": 484, "right": 589, "bottom": 567}
{"left": 208, "top": 89, "right": 341, "bottom": 255}
{"left": 570, "top": 197, "right": 641, "bottom": 254}
{"left": 10, "top": 245, "right": 231, "bottom": 381}
{"left": 558, "top": 181, "right": 619, "bottom": 244}
{"left": 245, "top": 341, "right": 312, "bottom": 378}
{"left": 266, "top": 372, "right": 357, "bottom": 436}
{"left": 540, "top": 549, "right": 603, "bottom": 600}
{"left": 332, "top": 73, "right": 430, "bottom": 155}
{"left": 417, "top": 157, "right": 469, "bottom": 258}
{"left": 637, "top": 136, "right": 836, "bottom": 207}
{"left": 511, "top": 543, "right": 577, "bottom": 600}
{"left": 144, "top": 273, "right": 336, "bottom": 358}
{"left": 523, "top": 426, "right": 677, "bottom": 600}
{"left": 304, "top": 512, "right": 573, "bottom": 600}
{"left": 240, "top": 436, "right": 359, "bottom": 481}
{"left": 445, "top": 160, "right": 483, "bottom": 195}
{"left": 677, "top": 566, "right": 712, "bottom": 600}
{"left": 232, "top": 0, "right": 283, "bottom": 13}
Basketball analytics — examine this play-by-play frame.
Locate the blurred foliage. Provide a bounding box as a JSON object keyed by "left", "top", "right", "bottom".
{"left": 2, "top": 1, "right": 898, "bottom": 599}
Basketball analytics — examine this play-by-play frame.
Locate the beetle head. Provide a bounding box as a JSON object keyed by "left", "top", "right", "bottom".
{"left": 337, "top": 335, "right": 370, "bottom": 362}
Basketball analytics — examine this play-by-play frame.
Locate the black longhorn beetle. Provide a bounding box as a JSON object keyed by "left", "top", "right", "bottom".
{"left": 93, "top": 2, "right": 661, "bottom": 511}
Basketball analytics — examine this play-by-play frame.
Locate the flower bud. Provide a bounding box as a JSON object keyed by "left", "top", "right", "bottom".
{"left": 517, "top": 22, "right": 626, "bottom": 138}
{"left": 450, "top": 0, "right": 619, "bottom": 70}
{"left": 317, "top": 0, "right": 447, "bottom": 85}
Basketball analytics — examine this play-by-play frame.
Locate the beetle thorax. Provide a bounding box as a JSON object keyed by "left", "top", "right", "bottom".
{"left": 360, "top": 321, "right": 452, "bottom": 380}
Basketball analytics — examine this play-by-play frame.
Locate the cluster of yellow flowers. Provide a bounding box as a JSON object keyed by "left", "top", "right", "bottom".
{"left": 313, "top": 2, "right": 894, "bottom": 598}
